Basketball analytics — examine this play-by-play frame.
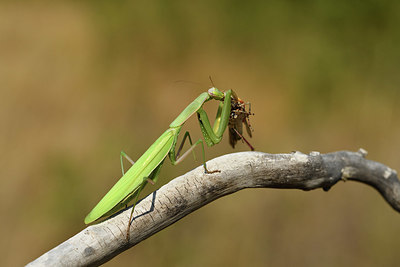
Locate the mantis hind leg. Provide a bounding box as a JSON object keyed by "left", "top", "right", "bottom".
{"left": 126, "top": 181, "right": 146, "bottom": 240}
{"left": 126, "top": 161, "right": 164, "bottom": 240}
{"left": 120, "top": 151, "right": 135, "bottom": 176}
{"left": 120, "top": 150, "right": 155, "bottom": 187}
{"left": 120, "top": 151, "right": 137, "bottom": 209}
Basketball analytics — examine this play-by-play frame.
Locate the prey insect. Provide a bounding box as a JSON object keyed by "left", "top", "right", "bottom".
{"left": 229, "top": 91, "right": 255, "bottom": 151}
{"left": 84, "top": 87, "right": 254, "bottom": 240}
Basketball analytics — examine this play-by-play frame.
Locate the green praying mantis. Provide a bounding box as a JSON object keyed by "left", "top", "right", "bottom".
{"left": 84, "top": 86, "right": 254, "bottom": 239}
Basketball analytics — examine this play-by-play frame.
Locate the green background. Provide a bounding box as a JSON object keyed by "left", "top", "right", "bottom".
{"left": 1, "top": 1, "right": 400, "bottom": 266}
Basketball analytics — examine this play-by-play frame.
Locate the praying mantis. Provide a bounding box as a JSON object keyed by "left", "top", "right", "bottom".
{"left": 84, "top": 86, "right": 254, "bottom": 239}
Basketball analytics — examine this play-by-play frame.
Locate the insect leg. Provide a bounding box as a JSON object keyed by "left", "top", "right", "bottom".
{"left": 176, "top": 131, "right": 196, "bottom": 161}
{"left": 126, "top": 162, "right": 163, "bottom": 240}
{"left": 170, "top": 135, "right": 219, "bottom": 173}
{"left": 120, "top": 150, "right": 135, "bottom": 176}
{"left": 126, "top": 181, "right": 146, "bottom": 240}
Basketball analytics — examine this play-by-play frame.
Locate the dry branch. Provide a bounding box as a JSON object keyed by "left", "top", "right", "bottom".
{"left": 27, "top": 150, "right": 400, "bottom": 266}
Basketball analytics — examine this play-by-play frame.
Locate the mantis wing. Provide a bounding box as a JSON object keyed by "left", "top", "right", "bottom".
{"left": 84, "top": 128, "right": 178, "bottom": 224}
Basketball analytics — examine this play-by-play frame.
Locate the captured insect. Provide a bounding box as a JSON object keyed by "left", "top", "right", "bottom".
{"left": 228, "top": 91, "right": 254, "bottom": 151}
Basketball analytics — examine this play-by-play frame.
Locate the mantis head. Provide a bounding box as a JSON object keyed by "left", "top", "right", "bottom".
{"left": 208, "top": 87, "right": 225, "bottom": 100}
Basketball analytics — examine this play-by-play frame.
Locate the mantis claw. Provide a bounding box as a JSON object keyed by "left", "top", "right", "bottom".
{"left": 146, "top": 178, "right": 155, "bottom": 185}
{"left": 204, "top": 167, "right": 221, "bottom": 174}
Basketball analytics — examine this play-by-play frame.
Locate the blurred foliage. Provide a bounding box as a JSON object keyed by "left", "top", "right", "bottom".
{"left": 1, "top": 1, "right": 399, "bottom": 266}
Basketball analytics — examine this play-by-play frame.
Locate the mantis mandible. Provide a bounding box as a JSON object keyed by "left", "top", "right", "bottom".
{"left": 84, "top": 87, "right": 253, "bottom": 239}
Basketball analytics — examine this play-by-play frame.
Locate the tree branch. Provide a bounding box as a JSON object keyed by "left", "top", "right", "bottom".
{"left": 27, "top": 150, "right": 400, "bottom": 266}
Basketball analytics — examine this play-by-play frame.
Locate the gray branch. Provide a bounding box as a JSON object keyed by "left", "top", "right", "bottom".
{"left": 27, "top": 150, "right": 400, "bottom": 266}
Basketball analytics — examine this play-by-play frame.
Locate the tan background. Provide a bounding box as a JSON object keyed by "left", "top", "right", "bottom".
{"left": 1, "top": 1, "right": 400, "bottom": 266}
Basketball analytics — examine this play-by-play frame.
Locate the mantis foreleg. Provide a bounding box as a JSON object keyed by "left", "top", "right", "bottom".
{"left": 197, "top": 89, "right": 232, "bottom": 146}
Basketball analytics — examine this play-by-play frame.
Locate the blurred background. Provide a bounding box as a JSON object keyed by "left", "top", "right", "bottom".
{"left": 1, "top": 1, "right": 400, "bottom": 266}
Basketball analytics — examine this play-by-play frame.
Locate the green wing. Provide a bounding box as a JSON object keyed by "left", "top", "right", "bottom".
{"left": 84, "top": 128, "right": 177, "bottom": 224}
